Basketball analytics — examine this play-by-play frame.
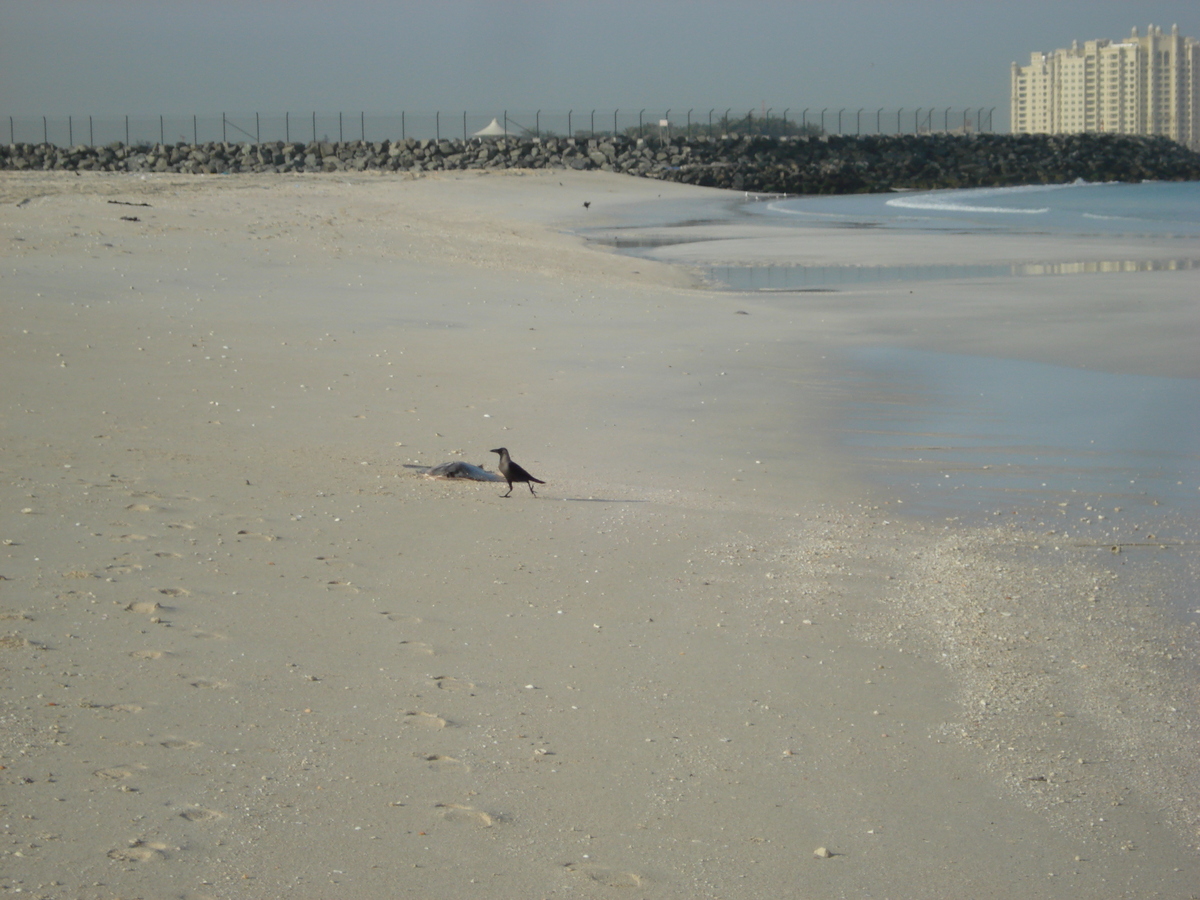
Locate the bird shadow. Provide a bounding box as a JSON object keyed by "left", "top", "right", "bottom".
{"left": 403, "top": 463, "right": 502, "bottom": 482}
{"left": 402, "top": 466, "right": 646, "bottom": 503}
{"left": 560, "top": 497, "right": 648, "bottom": 504}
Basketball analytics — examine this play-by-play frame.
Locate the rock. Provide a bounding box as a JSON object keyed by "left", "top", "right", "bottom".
{"left": 3, "top": 132, "right": 1197, "bottom": 188}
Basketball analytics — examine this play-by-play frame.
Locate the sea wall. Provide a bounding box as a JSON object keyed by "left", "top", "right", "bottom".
{"left": 4, "top": 132, "right": 1199, "bottom": 193}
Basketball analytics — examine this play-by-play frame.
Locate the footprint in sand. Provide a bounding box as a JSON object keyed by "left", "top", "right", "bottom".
{"left": 432, "top": 675, "right": 475, "bottom": 693}
{"left": 157, "top": 587, "right": 189, "bottom": 597}
{"left": 80, "top": 700, "right": 143, "bottom": 713}
{"left": 0, "top": 633, "right": 41, "bottom": 651}
{"left": 107, "top": 840, "right": 169, "bottom": 863}
{"left": 435, "top": 803, "right": 494, "bottom": 827}
{"left": 166, "top": 522, "right": 196, "bottom": 531}
{"left": 403, "top": 711, "right": 450, "bottom": 729}
{"left": 186, "top": 677, "right": 232, "bottom": 690}
{"left": 380, "top": 612, "right": 424, "bottom": 625}
{"left": 235, "top": 530, "right": 277, "bottom": 541}
{"left": 112, "top": 534, "right": 149, "bottom": 543}
{"left": 160, "top": 738, "right": 202, "bottom": 750}
{"left": 565, "top": 863, "right": 644, "bottom": 888}
{"left": 125, "top": 601, "right": 163, "bottom": 615}
{"left": 179, "top": 806, "right": 224, "bottom": 822}
{"left": 125, "top": 503, "right": 157, "bottom": 513}
{"left": 154, "top": 551, "right": 182, "bottom": 559}
{"left": 94, "top": 766, "right": 138, "bottom": 780}
{"left": 399, "top": 640, "right": 435, "bottom": 656}
{"left": 416, "top": 753, "right": 469, "bottom": 773}
{"left": 129, "top": 649, "right": 170, "bottom": 660}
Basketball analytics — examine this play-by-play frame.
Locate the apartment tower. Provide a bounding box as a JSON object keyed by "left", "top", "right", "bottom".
{"left": 1011, "top": 24, "right": 1200, "bottom": 149}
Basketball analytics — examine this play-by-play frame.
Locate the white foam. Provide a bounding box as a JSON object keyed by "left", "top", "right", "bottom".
{"left": 885, "top": 197, "right": 1048, "bottom": 215}
{"left": 883, "top": 183, "right": 1080, "bottom": 215}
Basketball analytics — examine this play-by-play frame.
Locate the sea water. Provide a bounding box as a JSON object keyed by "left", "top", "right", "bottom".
{"left": 756, "top": 179, "right": 1200, "bottom": 238}
{"left": 707, "top": 180, "right": 1200, "bottom": 290}
{"left": 836, "top": 345, "right": 1200, "bottom": 521}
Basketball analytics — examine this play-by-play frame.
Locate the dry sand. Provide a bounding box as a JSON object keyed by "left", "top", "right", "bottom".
{"left": 2, "top": 169, "right": 1198, "bottom": 898}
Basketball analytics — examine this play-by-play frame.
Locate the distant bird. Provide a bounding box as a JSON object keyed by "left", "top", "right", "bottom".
{"left": 490, "top": 447, "right": 545, "bottom": 497}
{"left": 583, "top": 201, "right": 591, "bottom": 209}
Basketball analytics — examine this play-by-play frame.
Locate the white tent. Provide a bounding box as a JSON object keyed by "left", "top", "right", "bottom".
{"left": 473, "top": 118, "right": 508, "bottom": 137}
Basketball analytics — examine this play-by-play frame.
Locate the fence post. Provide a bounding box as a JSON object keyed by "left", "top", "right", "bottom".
{"left": 125, "top": 115, "right": 129, "bottom": 146}
{"left": 256, "top": 112, "right": 260, "bottom": 144}
{"left": 591, "top": 109, "right": 595, "bottom": 138}
{"left": 222, "top": 112, "right": 227, "bottom": 143}
{"left": 9, "top": 116, "right": 12, "bottom": 144}
{"left": 436, "top": 111, "right": 440, "bottom": 142}
{"left": 159, "top": 114, "right": 163, "bottom": 145}
{"left": 568, "top": 110, "right": 572, "bottom": 138}
{"left": 362, "top": 111, "right": 366, "bottom": 142}
{"left": 503, "top": 110, "right": 507, "bottom": 137}
{"left": 70, "top": 115, "right": 74, "bottom": 147}
{"left": 536, "top": 109, "right": 540, "bottom": 138}
{"left": 339, "top": 112, "right": 343, "bottom": 143}
{"left": 312, "top": 111, "right": 316, "bottom": 143}
{"left": 897, "top": 109, "right": 902, "bottom": 134}
{"left": 286, "top": 111, "right": 290, "bottom": 143}
{"left": 856, "top": 108, "right": 863, "bottom": 135}
{"left": 402, "top": 111, "right": 405, "bottom": 141}
{"left": 613, "top": 109, "right": 618, "bottom": 136}
{"left": 988, "top": 107, "right": 995, "bottom": 132}
{"left": 638, "top": 109, "right": 644, "bottom": 138}
{"left": 91, "top": 116, "right": 94, "bottom": 147}
{"left": 193, "top": 114, "right": 197, "bottom": 145}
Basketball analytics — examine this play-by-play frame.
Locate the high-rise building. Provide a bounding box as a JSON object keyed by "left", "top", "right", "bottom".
{"left": 1011, "top": 24, "right": 1199, "bottom": 149}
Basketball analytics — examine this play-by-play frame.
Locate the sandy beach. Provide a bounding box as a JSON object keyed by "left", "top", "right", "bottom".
{"left": 2, "top": 169, "right": 1198, "bottom": 899}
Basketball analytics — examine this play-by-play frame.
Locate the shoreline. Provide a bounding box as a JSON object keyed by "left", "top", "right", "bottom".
{"left": 3, "top": 169, "right": 1198, "bottom": 897}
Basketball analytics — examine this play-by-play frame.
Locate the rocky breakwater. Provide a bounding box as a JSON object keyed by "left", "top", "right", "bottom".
{"left": 4, "top": 132, "right": 1199, "bottom": 193}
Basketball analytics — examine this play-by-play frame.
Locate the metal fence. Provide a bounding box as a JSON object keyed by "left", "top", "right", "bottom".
{"left": 4, "top": 107, "right": 998, "bottom": 148}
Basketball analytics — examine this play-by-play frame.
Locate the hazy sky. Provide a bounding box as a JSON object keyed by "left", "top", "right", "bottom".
{"left": 2, "top": 1, "right": 1197, "bottom": 131}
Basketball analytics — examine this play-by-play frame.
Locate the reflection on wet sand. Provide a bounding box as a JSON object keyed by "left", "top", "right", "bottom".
{"left": 707, "top": 256, "right": 1200, "bottom": 290}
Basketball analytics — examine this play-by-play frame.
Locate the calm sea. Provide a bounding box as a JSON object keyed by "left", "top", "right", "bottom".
{"left": 703, "top": 180, "right": 1200, "bottom": 290}
{"left": 756, "top": 179, "right": 1200, "bottom": 237}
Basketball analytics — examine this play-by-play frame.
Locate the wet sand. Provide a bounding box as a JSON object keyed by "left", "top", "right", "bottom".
{"left": 2, "top": 169, "right": 1198, "bottom": 898}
